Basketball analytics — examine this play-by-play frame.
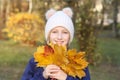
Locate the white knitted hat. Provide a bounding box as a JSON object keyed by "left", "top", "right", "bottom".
{"left": 45, "top": 7, "right": 74, "bottom": 44}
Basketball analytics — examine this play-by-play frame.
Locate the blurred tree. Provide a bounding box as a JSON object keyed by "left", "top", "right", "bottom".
{"left": 0, "top": 0, "right": 7, "bottom": 39}
{"left": 65, "top": 0, "right": 100, "bottom": 65}
{"left": 103, "top": 0, "right": 120, "bottom": 38}
{"left": 3, "top": 12, "right": 45, "bottom": 46}
{"left": 112, "top": 0, "right": 119, "bottom": 38}
{"left": 28, "top": 0, "right": 32, "bottom": 13}
{"left": 0, "top": 0, "right": 23, "bottom": 39}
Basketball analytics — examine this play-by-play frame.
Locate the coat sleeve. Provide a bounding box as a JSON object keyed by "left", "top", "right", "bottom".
{"left": 21, "top": 58, "right": 46, "bottom": 80}
{"left": 66, "top": 67, "right": 91, "bottom": 80}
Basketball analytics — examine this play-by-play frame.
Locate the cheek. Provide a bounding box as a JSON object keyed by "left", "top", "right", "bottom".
{"left": 64, "top": 35, "right": 70, "bottom": 42}
{"left": 49, "top": 34, "right": 56, "bottom": 42}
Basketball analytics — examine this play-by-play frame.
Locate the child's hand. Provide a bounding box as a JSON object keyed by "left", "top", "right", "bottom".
{"left": 43, "top": 64, "right": 67, "bottom": 80}
{"left": 49, "top": 68, "right": 67, "bottom": 80}
{"left": 43, "top": 64, "right": 60, "bottom": 79}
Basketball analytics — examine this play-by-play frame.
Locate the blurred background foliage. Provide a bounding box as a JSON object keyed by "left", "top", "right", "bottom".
{"left": 0, "top": 0, "right": 120, "bottom": 80}
{"left": 3, "top": 12, "right": 44, "bottom": 46}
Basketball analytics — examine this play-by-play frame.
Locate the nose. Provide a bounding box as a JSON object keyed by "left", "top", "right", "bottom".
{"left": 58, "top": 32, "right": 62, "bottom": 39}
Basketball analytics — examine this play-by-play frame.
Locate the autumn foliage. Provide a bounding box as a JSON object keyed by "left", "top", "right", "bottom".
{"left": 34, "top": 43, "right": 88, "bottom": 78}
{"left": 3, "top": 12, "right": 44, "bottom": 46}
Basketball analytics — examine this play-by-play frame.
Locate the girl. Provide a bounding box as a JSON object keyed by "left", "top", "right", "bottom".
{"left": 21, "top": 7, "right": 90, "bottom": 80}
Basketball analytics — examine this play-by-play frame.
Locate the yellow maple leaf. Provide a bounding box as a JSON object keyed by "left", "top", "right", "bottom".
{"left": 76, "top": 69, "right": 86, "bottom": 79}
{"left": 52, "top": 44, "right": 68, "bottom": 66}
{"left": 34, "top": 45, "right": 54, "bottom": 67}
{"left": 34, "top": 43, "right": 88, "bottom": 79}
{"left": 67, "top": 49, "right": 88, "bottom": 78}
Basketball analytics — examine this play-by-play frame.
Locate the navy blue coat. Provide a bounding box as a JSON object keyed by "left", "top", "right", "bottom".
{"left": 21, "top": 58, "right": 90, "bottom": 80}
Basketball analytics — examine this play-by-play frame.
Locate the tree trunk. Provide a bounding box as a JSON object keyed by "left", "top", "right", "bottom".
{"left": 0, "top": 0, "right": 6, "bottom": 39}
{"left": 112, "top": 0, "right": 119, "bottom": 38}
{"left": 28, "top": 0, "right": 32, "bottom": 13}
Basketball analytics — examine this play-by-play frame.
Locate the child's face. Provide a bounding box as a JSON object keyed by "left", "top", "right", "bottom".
{"left": 49, "top": 26, "right": 70, "bottom": 46}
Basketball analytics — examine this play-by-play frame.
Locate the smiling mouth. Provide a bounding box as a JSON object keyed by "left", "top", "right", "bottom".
{"left": 56, "top": 41, "right": 63, "bottom": 44}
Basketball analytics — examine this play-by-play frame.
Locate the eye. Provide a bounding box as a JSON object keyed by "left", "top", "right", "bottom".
{"left": 63, "top": 31, "right": 69, "bottom": 34}
{"left": 51, "top": 30, "right": 57, "bottom": 33}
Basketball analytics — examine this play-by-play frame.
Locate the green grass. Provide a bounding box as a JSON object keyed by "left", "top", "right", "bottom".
{"left": 0, "top": 40, "right": 36, "bottom": 80}
{"left": 0, "top": 38, "right": 120, "bottom": 80}
{"left": 90, "top": 37, "right": 120, "bottom": 80}
{"left": 96, "top": 38, "right": 120, "bottom": 65}
{"left": 90, "top": 64, "right": 120, "bottom": 80}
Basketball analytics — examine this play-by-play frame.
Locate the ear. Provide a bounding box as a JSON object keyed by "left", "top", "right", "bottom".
{"left": 45, "top": 9, "right": 56, "bottom": 20}
{"left": 62, "top": 7, "right": 73, "bottom": 18}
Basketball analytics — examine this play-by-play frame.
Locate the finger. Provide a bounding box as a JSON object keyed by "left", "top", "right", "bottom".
{"left": 46, "top": 65, "right": 60, "bottom": 71}
{"left": 50, "top": 69, "right": 59, "bottom": 73}
{"left": 48, "top": 64, "right": 60, "bottom": 69}
{"left": 49, "top": 73, "right": 56, "bottom": 78}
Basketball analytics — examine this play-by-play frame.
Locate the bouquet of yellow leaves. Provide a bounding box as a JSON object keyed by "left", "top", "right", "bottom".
{"left": 34, "top": 43, "right": 88, "bottom": 78}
